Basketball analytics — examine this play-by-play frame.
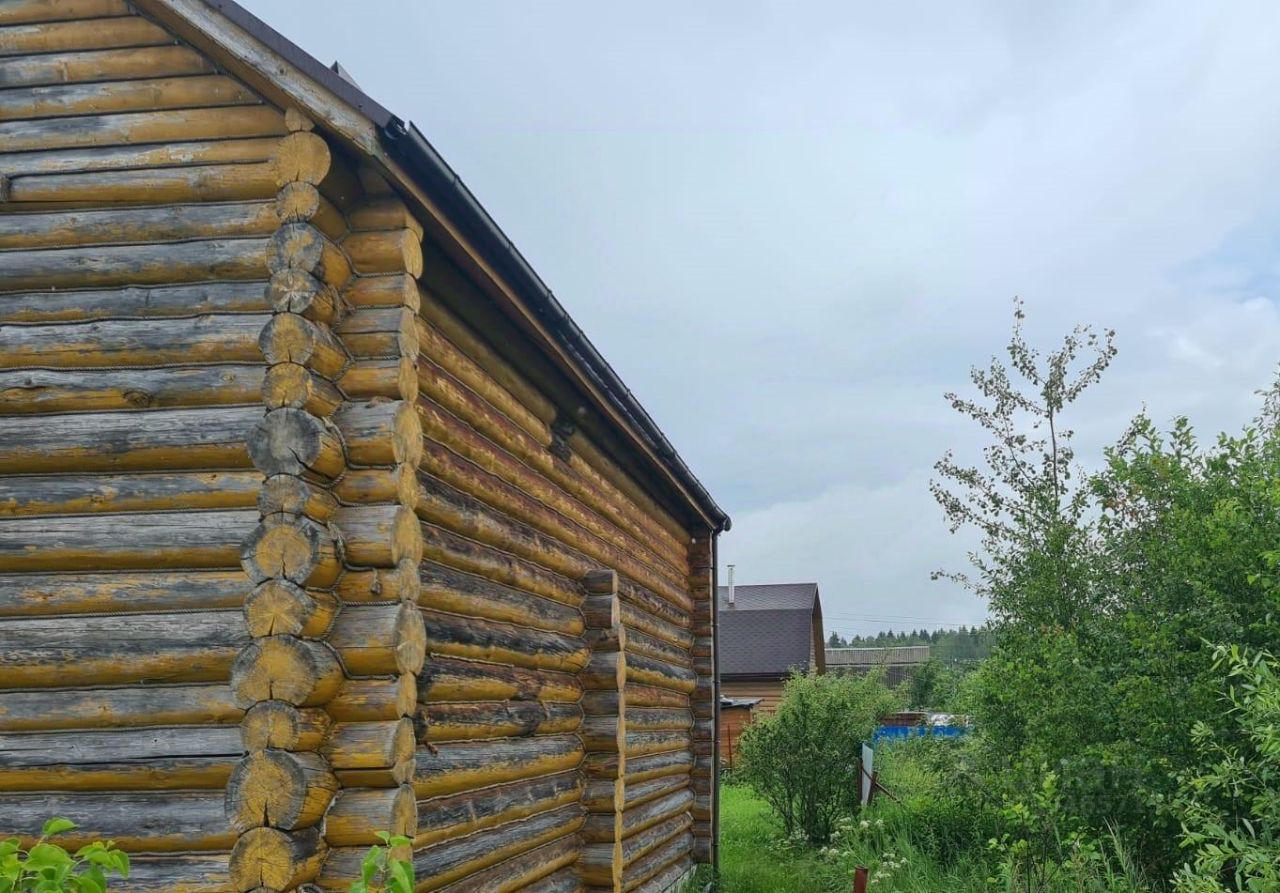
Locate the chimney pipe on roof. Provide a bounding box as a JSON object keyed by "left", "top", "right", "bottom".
{"left": 727, "top": 564, "right": 735, "bottom": 608}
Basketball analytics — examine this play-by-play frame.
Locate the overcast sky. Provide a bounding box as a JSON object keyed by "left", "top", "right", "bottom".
{"left": 245, "top": 1, "right": 1280, "bottom": 638}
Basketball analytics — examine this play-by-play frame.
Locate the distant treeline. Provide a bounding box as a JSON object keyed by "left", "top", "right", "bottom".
{"left": 826, "top": 625, "right": 996, "bottom": 663}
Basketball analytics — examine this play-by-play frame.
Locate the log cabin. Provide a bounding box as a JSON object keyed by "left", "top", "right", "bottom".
{"left": 0, "top": 3, "right": 729, "bottom": 891}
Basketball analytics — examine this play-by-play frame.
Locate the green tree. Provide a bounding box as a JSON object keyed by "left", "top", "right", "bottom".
{"left": 738, "top": 670, "right": 902, "bottom": 845}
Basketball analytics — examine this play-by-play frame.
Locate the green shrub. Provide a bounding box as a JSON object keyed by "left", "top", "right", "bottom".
{"left": 1172, "top": 647, "right": 1280, "bottom": 892}
{"left": 347, "top": 832, "right": 414, "bottom": 893}
{"left": 0, "top": 819, "right": 129, "bottom": 893}
{"left": 737, "top": 669, "right": 901, "bottom": 845}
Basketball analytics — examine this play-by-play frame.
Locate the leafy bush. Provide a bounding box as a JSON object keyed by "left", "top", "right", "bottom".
{"left": 737, "top": 669, "right": 901, "bottom": 845}
{"left": 0, "top": 819, "right": 129, "bottom": 893}
{"left": 1172, "top": 647, "right": 1280, "bottom": 892}
{"left": 347, "top": 832, "right": 414, "bottom": 893}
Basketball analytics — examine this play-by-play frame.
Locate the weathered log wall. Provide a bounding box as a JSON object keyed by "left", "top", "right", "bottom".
{"left": 0, "top": 3, "right": 282, "bottom": 887}
{"left": 0, "top": 5, "right": 714, "bottom": 891}
{"left": 411, "top": 249, "right": 705, "bottom": 890}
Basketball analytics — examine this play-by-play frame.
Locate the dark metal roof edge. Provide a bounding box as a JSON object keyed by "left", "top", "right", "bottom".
{"left": 383, "top": 121, "right": 730, "bottom": 532}
{"left": 203, "top": 0, "right": 729, "bottom": 532}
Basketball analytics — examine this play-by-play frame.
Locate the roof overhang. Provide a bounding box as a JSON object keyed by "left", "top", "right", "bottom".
{"left": 135, "top": 0, "right": 729, "bottom": 534}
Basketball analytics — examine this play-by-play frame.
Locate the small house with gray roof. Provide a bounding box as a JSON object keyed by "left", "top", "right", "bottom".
{"left": 717, "top": 577, "right": 825, "bottom": 714}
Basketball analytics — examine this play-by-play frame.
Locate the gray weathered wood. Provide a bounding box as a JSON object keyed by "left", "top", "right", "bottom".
{"left": 0, "top": 569, "right": 244, "bottom": 617}
{"left": 0, "top": 236, "right": 269, "bottom": 291}
{"left": 0, "top": 509, "right": 257, "bottom": 571}
{"left": 412, "top": 734, "right": 584, "bottom": 798}
{"left": 0, "top": 682, "right": 241, "bottom": 731}
{"left": 0, "top": 364, "right": 264, "bottom": 414}
{"left": 0, "top": 201, "right": 277, "bottom": 250}
{"left": 0, "top": 791, "right": 235, "bottom": 852}
{"left": 0, "top": 608, "right": 248, "bottom": 687}
{"left": 0, "top": 471, "right": 260, "bottom": 517}
{"left": 0, "top": 280, "right": 270, "bottom": 324}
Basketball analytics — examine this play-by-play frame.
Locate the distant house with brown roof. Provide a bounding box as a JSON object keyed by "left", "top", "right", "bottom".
{"left": 717, "top": 580, "right": 825, "bottom": 715}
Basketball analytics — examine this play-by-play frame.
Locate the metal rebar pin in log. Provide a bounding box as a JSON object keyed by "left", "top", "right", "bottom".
{"left": 854, "top": 865, "right": 869, "bottom": 893}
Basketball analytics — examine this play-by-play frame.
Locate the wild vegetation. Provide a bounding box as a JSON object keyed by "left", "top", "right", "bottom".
{"left": 731, "top": 304, "right": 1280, "bottom": 891}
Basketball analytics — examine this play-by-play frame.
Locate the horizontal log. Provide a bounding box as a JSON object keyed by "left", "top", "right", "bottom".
{"left": 0, "top": 16, "right": 170, "bottom": 56}
{"left": 345, "top": 272, "right": 420, "bottom": 311}
{"left": 515, "top": 865, "right": 583, "bottom": 893}
{"left": 0, "top": 569, "right": 243, "bottom": 617}
{"left": 329, "top": 602, "right": 426, "bottom": 676}
{"left": 229, "top": 825, "right": 325, "bottom": 892}
{"left": 333, "top": 399, "right": 421, "bottom": 467}
{"left": 349, "top": 199, "right": 423, "bottom": 239}
{"left": 584, "top": 788, "right": 693, "bottom": 844}
{"left": 621, "top": 776, "right": 692, "bottom": 814}
{"left": 339, "top": 356, "right": 417, "bottom": 402}
{"left": 418, "top": 655, "right": 582, "bottom": 704}
{"left": 415, "top": 771, "right": 582, "bottom": 849}
{"left": 0, "top": 236, "right": 267, "bottom": 292}
{"left": 421, "top": 522, "right": 582, "bottom": 609}
{"left": 579, "top": 651, "right": 624, "bottom": 692}
{"left": 7, "top": 160, "right": 280, "bottom": 205}
{"left": 0, "top": 74, "right": 257, "bottom": 123}
{"left": 230, "top": 634, "right": 344, "bottom": 708}
{"left": 0, "top": 791, "right": 234, "bottom": 852}
{"left": 621, "top": 604, "right": 693, "bottom": 653}
{"left": 0, "top": 725, "right": 241, "bottom": 791}
{"left": 422, "top": 608, "right": 590, "bottom": 673}
{"left": 324, "top": 717, "right": 415, "bottom": 773}
{"left": 581, "top": 685, "right": 688, "bottom": 715}
{"left": 627, "top": 653, "right": 697, "bottom": 694}
{"left": 626, "top": 629, "right": 692, "bottom": 670}
{"left": 104, "top": 854, "right": 230, "bottom": 893}
{"left": 0, "top": 42, "right": 211, "bottom": 87}
{"left": 0, "top": 280, "right": 270, "bottom": 324}
{"left": 335, "top": 561, "right": 419, "bottom": 604}
{"left": 0, "top": 105, "right": 286, "bottom": 154}
{"left": 0, "top": 608, "right": 246, "bottom": 687}
{"left": 627, "top": 730, "right": 693, "bottom": 759}
{"left": 418, "top": 559, "right": 584, "bottom": 635}
{"left": 0, "top": 364, "right": 263, "bottom": 415}
{"left": 0, "top": 404, "right": 259, "bottom": 473}
{"left": 0, "top": 0, "right": 129, "bottom": 27}
{"left": 579, "top": 715, "right": 626, "bottom": 753}
{"left": 0, "top": 201, "right": 276, "bottom": 251}
{"left": 338, "top": 306, "right": 417, "bottom": 359}
{"left": 434, "top": 835, "right": 579, "bottom": 893}
{"left": 332, "top": 464, "right": 417, "bottom": 507}
{"left": 335, "top": 503, "right": 422, "bottom": 567}
{"left": 0, "top": 470, "right": 259, "bottom": 517}
{"left": 581, "top": 749, "right": 693, "bottom": 785}
{"left": 0, "top": 682, "right": 240, "bottom": 732}
{"left": 0, "top": 508, "right": 255, "bottom": 572}
{"left": 328, "top": 674, "right": 417, "bottom": 722}
{"left": 421, "top": 700, "right": 582, "bottom": 743}
{"left": 622, "top": 832, "right": 693, "bottom": 892}
{"left": 412, "top": 804, "right": 584, "bottom": 891}
{"left": 326, "top": 783, "right": 416, "bottom": 846}
{"left": 343, "top": 229, "right": 423, "bottom": 277}
{"left": 226, "top": 749, "right": 336, "bottom": 831}
{"left": 411, "top": 734, "right": 583, "bottom": 798}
